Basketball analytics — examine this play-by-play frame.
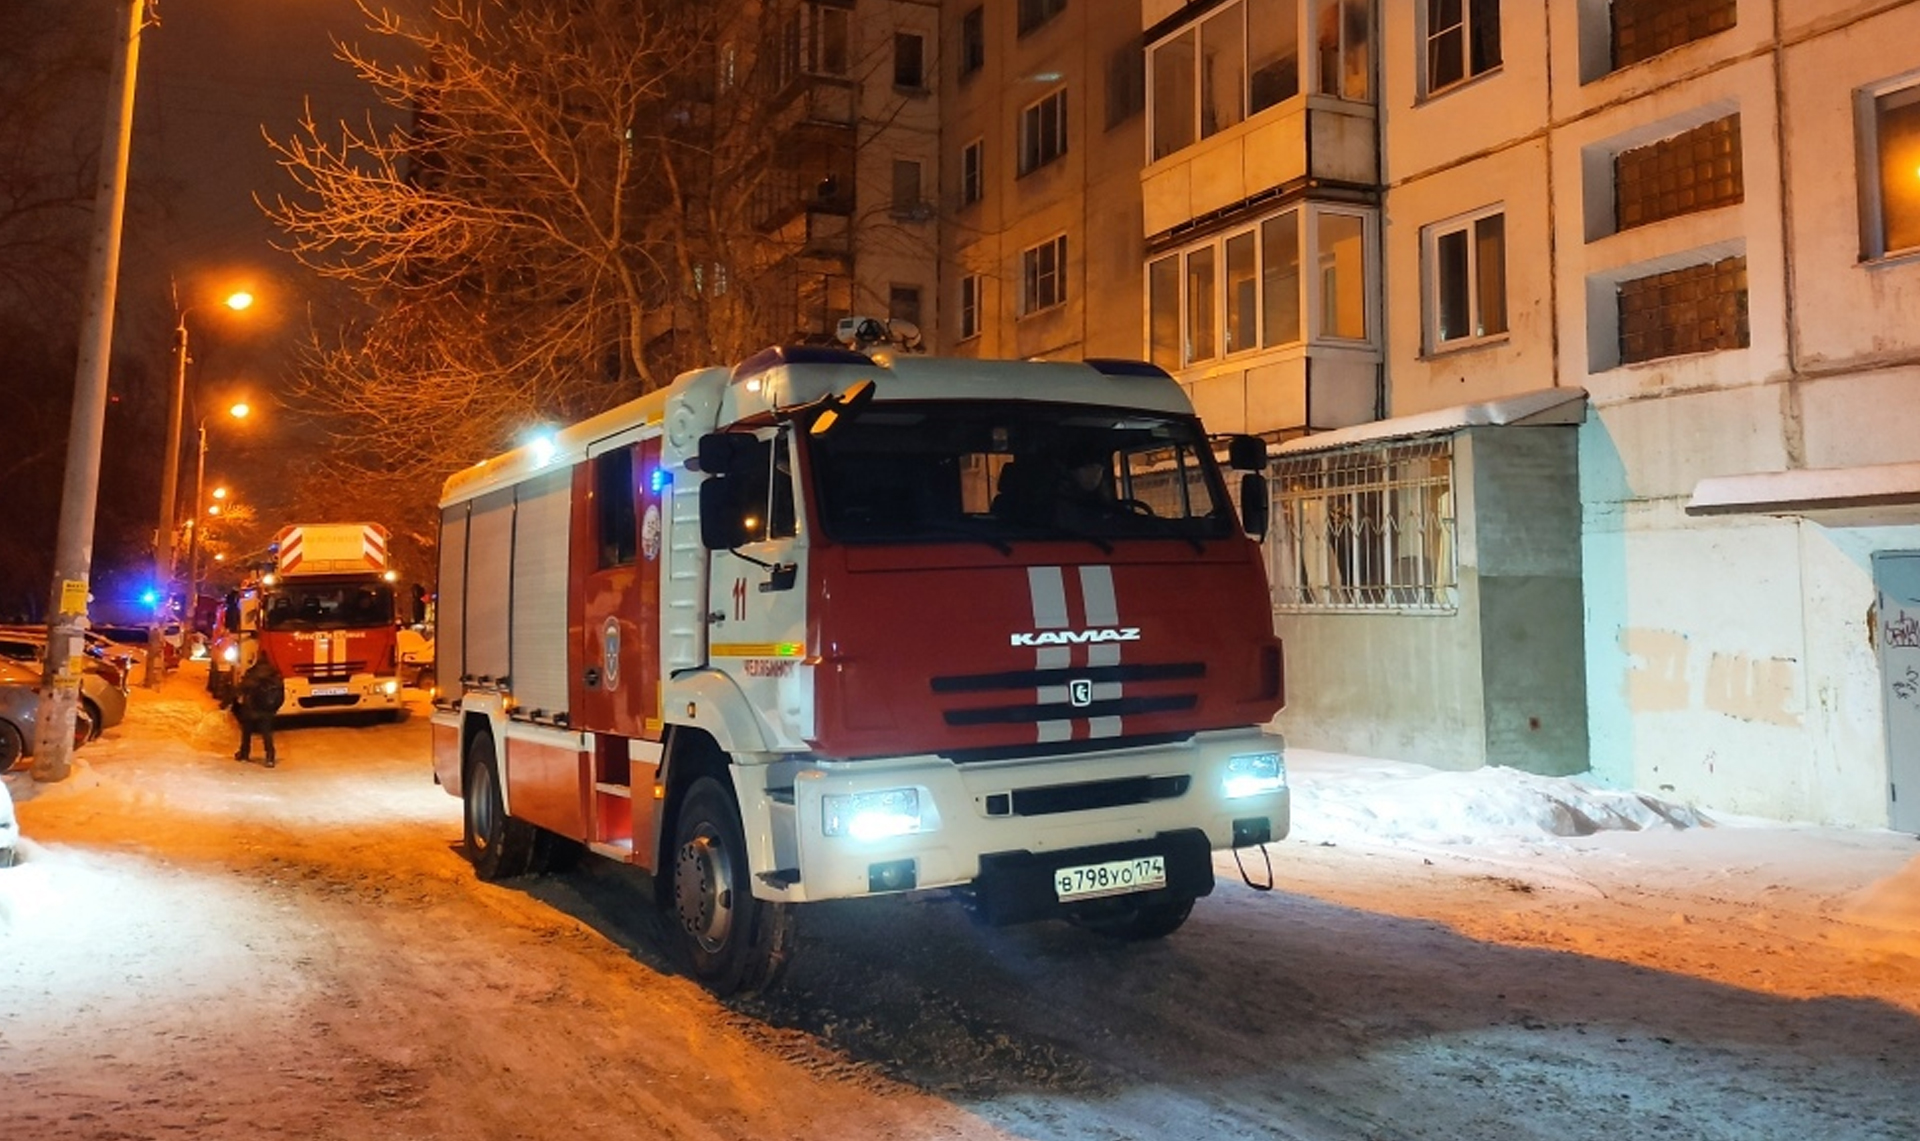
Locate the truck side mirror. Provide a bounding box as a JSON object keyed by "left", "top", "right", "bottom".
{"left": 1228, "top": 434, "right": 1267, "bottom": 472}
{"left": 697, "top": 431, "right": 758, "bottom": 476}
{"left": 699, "top": 476, "right": 749, "bottom": 550}
{"left": 409, "top": 584, "right": 427, "bottom": 625}
{"left": 1240, "top": 473, "right": 1269, "bottom": 542}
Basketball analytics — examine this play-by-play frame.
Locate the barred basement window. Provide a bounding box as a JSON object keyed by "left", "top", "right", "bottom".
{"left": 1269, "top": 438, "right": 1457, "bottom": 612}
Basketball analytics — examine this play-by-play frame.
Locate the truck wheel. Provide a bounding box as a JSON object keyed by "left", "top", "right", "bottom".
{"left": 668, "top": 776, "right": 792, "bottom": 996}
{"left": 1071, "top": 896, "right": 1195, "bottom": 941}
{"left": 463, "top": 733, "right": 535, "bottom": 880}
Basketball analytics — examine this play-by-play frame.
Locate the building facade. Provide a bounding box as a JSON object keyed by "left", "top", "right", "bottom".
{"left": 910, "top": 1, "right": 1920, "bottom": 829}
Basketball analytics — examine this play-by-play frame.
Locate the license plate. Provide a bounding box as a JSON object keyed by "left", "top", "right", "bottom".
{"left": 1054, "top": 855, "right": 1166, "bottom": 902}
{"left": 310, "top": 685, "right": 349, "bottom": 697}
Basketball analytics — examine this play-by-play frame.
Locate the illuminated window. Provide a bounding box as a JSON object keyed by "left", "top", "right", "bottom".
{"left": 1863, "top": 78, "right": 1920, "bottom": 259}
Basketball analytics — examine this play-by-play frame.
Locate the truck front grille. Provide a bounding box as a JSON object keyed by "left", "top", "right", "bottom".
{"left": 294, "top": 660, "right": 367, "bottom": 682}
{"left": 931, "top": 660, "right": 1204, "bottom": 729}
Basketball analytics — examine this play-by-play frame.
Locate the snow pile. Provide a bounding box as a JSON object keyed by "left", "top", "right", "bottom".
{"left": 1285, "top": 750, "right": 1709, "bottom": 848}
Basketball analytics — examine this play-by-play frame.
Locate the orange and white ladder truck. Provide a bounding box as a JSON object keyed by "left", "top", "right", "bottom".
{"left": 431, "top": 344, "right": 1288, "bottom": 994}
{"left": 209, "top": 523, "right": 409, "bottom": 719}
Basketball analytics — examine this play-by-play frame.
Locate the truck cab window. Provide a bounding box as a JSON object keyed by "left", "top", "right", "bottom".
{"left": 727, "top": 434, "right": 798, "bottom": 543}
{"left": 595, "top": 447, "right": 638, "bottom": 568}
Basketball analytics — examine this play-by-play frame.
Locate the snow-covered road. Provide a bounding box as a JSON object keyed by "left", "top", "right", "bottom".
{"left": 3, "top": 672, "right": 1917, "bottom": 1140}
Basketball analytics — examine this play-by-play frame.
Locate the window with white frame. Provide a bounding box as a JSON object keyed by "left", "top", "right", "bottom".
{"left": 1862, "top": 76, "right": 1920, "bottom": 259}
{"left": 958, "top": 274, "right": 982, "bottom": 340}
{"left": 1150, "top": 0, "right": 1301, "bottom": 162}
{"left": 783, "top": 2, "right": 850, "bottom": 82}
{"left": 1269, "top": 438, "right": 1457, "bottom": 612}
{"left": 961, "top": 139, "right": 983, "bottom": 206}
{"left": 1423, "top": 0, "right": 1501, "bottom": 97}
{"left": 1314, "top": 0, "right": 1370, "bottom": 101}
{"left": 1022, "top": 235, "right": 1068, "bottom": 314}
{"left": 1423, "top": 207, "right": 1507, "bottom": 351}
{"left": 1020, "top": 88, "right": 1069, "bottom": 175}
{"left": 1147, "top": 204, "right": 1382, "bottom": 367}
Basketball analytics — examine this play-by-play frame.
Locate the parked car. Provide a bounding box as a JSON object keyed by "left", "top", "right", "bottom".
{"left": 0, "top": 660, "right": 93, "bottom": 771}
{"left": 0, "top": 634, "right": 127, "bottom": 740}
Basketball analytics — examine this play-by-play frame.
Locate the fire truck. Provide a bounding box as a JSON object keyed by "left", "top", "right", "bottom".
{"left": 431, "top": 345, "right": 1288, "bottom": 994}
{"left": 209, "top": 523, "right": 408, "bottom": 719}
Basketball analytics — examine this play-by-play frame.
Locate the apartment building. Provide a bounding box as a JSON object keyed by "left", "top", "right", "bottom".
{"left": 937, "top": 0, "right": 1148, "bottom": 359}
{"left": 909, "top": 2, "right": 1920, "bottom": 829}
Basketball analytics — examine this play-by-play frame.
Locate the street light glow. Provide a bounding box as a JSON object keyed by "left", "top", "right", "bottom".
{"left": 224, "top": 291, "right": 254, "bottom": 311}
{"left": 212, "top": 487, "right": 228, "bottom": 500}
{"left": 229, "top": 401, "right": 251, "bottom": 419}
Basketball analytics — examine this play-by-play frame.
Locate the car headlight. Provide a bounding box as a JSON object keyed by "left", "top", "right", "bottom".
{"left": 1224, "top": 751, "right": 1285, "bottom": 799}
{"left": 822, "top": 788, "right": 927, "bottom": 840}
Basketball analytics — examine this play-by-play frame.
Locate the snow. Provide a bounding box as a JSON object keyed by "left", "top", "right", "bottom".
{"left": 3, "top": 670, "right": 1919, "bottom": 1140}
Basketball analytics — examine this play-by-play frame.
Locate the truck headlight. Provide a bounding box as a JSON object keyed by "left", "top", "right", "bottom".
{"left": 382, "top": 680, "right": 400, "bottom": 696}
{"left": 822, "top": 788, "right": 925, "bottom": 840}
{"left": 1224, "top": 751, "right": 1284, "bottom": 799}
{"left": 221, "top": 645, "right": 240, "bottom": 664}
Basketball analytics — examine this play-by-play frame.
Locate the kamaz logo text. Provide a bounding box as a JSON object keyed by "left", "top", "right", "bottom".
{"left": 1009, "top": 627, "right": 1141, "bottom": 647}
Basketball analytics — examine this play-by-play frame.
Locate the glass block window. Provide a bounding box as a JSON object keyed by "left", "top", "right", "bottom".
{"left": 1611, "top": 0, "right": 1734, "bottom": 71}
{"left": 1617, "top": 256, "right": 1748, "bottom": 365}
{"left": 1615, "top": 114, "right": 1742, "bottom": 232}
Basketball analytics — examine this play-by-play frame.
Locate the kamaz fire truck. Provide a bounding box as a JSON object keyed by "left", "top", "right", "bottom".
{"left": 431, "top": 346, "right": 1288, "bottom": 994}
{"left": 209, "top": 523, "right": 407, "bottom": 719}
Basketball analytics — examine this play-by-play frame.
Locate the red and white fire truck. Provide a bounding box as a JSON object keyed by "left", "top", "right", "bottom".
{"left": 209, "top": 523, "right": 408, "bottom": 719}
{"left": 431, "top": 346, "right": 1288, "bottom": 994}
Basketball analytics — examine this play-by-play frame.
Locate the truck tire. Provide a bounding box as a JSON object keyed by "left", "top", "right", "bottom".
{"left": 1071, "top": 896, "right": 1195, "bottom": 941}
{"left": 667, "top": 776, "right": 793, "bottom": 996}
{"left": 463, "top": 733, "right": 536, "bottom": 880}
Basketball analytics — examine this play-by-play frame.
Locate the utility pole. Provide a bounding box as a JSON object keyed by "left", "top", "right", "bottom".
{"left": 36, "top": 0, "right": 147, "bottom": 781}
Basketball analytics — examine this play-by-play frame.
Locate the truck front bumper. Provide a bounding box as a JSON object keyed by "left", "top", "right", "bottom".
{"left": 281, "top": 675, "right": 404, "bottom": 716}
{"left": 734, "top": 727, "right": 1288, "bottom": 910}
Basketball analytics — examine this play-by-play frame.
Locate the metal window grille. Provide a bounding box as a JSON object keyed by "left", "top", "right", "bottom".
{"left": 1268, "top": 438, "right": 1457, "bottom": 611}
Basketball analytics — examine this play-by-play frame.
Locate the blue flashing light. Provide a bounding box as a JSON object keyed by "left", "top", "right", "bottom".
{"left": 650, "top": 466, "right": 672, "bottom": 494}
{"left": 139, "top": 589, "right": 159, "bottom": 607}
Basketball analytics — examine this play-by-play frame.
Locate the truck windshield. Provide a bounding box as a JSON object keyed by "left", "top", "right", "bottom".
{"left": 261, "top": 582, "right": 395, "bottom": 629}
{"left": 805, "top": 402, "right": 1236, "bottom": 546}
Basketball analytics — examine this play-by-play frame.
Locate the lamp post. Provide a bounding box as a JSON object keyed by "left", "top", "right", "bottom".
{"left": 183, "top": 402, "right": 250, "bottom": 626}
{"left": 143, "top": 290, "right": 251, "bottom": 687}
{"left": 33, "top": 0, "right": 146, "bottom": 782}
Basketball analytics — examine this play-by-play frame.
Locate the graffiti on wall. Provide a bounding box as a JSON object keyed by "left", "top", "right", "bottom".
{"left": 1884, "top": 610, "right": 1920, "bottom": 650}
{"left": 1620, "top": 627, "right": 1802, "bottom": 727}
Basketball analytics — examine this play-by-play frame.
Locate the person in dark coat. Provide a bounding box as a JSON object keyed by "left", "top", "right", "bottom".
{"left": 232, "top": 653, "right": 285, "bottom": 767}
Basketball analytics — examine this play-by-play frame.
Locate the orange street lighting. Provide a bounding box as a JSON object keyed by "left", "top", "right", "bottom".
{"left": 184, "top": 399, "right": 256, "bottom": 622}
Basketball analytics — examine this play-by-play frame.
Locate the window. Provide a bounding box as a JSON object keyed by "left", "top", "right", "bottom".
{"left": 1261, "top": 211, "right": 1302, "bottom": 346}
{"left": 891, "top": 159, "right": 924, "bottom": 217}
{"left": 717, "top": 434, "right": 797, "bottom": 544}
{"left": 1424, "top": 208, "right": 1507, "bottom": 350}
{"left": 1185, "top": 247, "right": 1217, "bottom": 362}
{"left": 1146, "top": 205, "right": 1320, "bottom": 367}
{"left": 960, "top": 139, "right": 983, "bottom": 206}
{"left": 1020, "top": 89, "right": 1068, "bottom": 175}
{"left": 1271, "top": 439, "right": 1457, "bottom": 611}
{"left": 1318, "top": 210, "right": 1368, "bottom": 340}
{"left": 1151, "top": 0, "right": 1301, "bottom": 161}
{"left": 1862, "top": 79, "right": 1920, "bottom": 259}
{"left": 1018, "top": 0, "right": 1066, "bottom": 36}
{"left": 889, "top": 284, "right": 922, "bottom": 328}
{"left": 594, "top": 447, "right": 637, "bottom": 568}
{"left": 1107, "top": 35, "right": 1146, "bottom": 130}
{"left": 1610, "top": 0, "right": 1734, "bottom": 71}
{"left": 1617, "top": 256, "right": 1748, "bottom": 364}
{"left": 1314, "top": 0, "right": 1370, "bottom": 101}
{"left": 961, "top": 6, "right": 985, "bottom": 76}
{"left": 1424, "top": 0, "right": 1501, "bottom": 96}
{"left": 958, "top": 274, "right": 982, "bottom": 340}
{"left": 894, "top": 32, "right": 925, "bottom": 89}
{"left": 1615, "top": 114, "right": 1742, "bottom": 232}
{"left": 787, "top": 2, "right": 851, "bottom": 80}
{"left": 1022, "top": 235, "right": 1068, "bottom": 314}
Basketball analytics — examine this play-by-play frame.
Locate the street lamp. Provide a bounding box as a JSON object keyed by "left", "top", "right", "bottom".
{"left": 144, "top": 289, "right": 252, "bottom": 687}
{"left": 183, "top": 401, "right": 252, "bottom": 622}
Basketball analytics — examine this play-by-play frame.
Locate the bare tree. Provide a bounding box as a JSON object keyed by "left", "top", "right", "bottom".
{"left": 265, "top": 0, "right": 794, "bottom": 528}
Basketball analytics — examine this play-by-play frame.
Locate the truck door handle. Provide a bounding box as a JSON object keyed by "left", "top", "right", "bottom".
{"left": 583, "top": 666, "right": 601, "bottom": 688}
